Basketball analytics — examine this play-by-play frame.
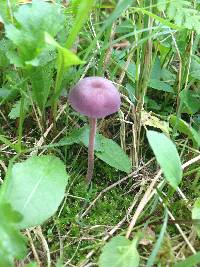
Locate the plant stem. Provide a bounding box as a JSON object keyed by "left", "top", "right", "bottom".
{"left": 17, "top": 96, "right": 25, "bottom": 153}
{"left": 51, "top": 51, "right": 65, "bottom": 124}
{"left": 86, "top": 118, "right": 97, "bottom": 184}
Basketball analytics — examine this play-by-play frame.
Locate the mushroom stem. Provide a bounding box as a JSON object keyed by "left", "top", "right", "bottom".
{"left": 86, "top": 118, "right": 97, "bottom": 184}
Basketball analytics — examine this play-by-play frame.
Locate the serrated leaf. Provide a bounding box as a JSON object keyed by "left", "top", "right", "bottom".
{"left": 5, "top": 0, "right": 64, "bottom": 66}
{"left": 156, "top": 0, "right": 200, "bottom": 34}
{"left": 0, "top": 39, "right": 14, "bottom": 67}
{"left": 8, "top": 98, "right": 30, "bottom": 119}
{"left": 99, "top": 236, "right": 140, "bottom": 267}
{"left": 169, "top": 115, "right": 200, "bottom": 148}
{"left": 27, "top": 63, "right": 54, "bottom": 111}
{"left": 2, "top": 155, "right": 69, "bottom": 229}
{"left": 147, "top": 130, "right": 182, "bottom": 189}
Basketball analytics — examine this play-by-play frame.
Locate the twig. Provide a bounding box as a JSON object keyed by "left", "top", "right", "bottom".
{"left": 34, "top": 226, "right": 51, "bottom": 267}
{"left": 81, "top": 171, "right": 141, "bottom": 219}
{"left": 26, "top": 229, "right": 41, "bottom": 267}
{"left": 163, "top": 205, "right": 196, "bottom": 254}
{"left": 79, "top": 186, "right": 144, "bottom": 267}
{"left": 80, "top": 159, "right": 154, "bottom": 219}
{"left": 30, "top": 103, "right": 67, "bottom": 156}
{"left": 126, "top": 170, "right": 162, "bottom": 238}
{"left": 126, "top": 154, "right": 200, "bottom": 239}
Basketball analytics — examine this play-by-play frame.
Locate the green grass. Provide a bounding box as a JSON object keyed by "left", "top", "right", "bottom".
{"left": 1, "top": 0, "right": 200, "bottom": 266}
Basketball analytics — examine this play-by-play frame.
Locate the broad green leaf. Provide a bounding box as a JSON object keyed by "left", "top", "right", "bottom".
{"left": 0, "top": 223, "right": 26, "bottom": 259}
{"left": 149, "top": 57, "right": 174, "bottom": 92}
{"left": 169, "top": 115, "right": 200, "bottom": 148}
{"left": 59, "top": 126, "right": 103, "bottom": 151}
{"left": 180, "top": 90, "right": 200, "bottom": 115}
{"left": 147, "top": 130, "right": 182, "bottom": 189}
{"left": 0, "top": 224, "right": 26, "bottom": 267}
{"left": 190, "top": 56, "right": 200, "bottom": 80}
{"left": 149, "top": 79, "right": 173, "bottom": 93}
{"left": 45, "top": 32, "right": 85, "bottom": 68}
{"left": 99, "top": 236, "right": 140, "bottom": 267}
{"left": 95, "top": 136, "right": 131, "bottom": 173}
{"left": 5, "top": 0, "right": 64, "bottom": 65}
{"left": 60, "top": 126, "right": 132, "bottom": 173}
{"left": 0, "top": 204, "right": 26, "bottom": 267}
{"left": 174, "top": 251, "right": 200, "bottom": 267}
{"left": 150, "top": 57, "right": 162, "bottom": 80}
{"left": 0, "top": 254, "right": 13, "bottom": 267}
{"left": 0, "top": 203, "right": 23, "bottom": 223}
{"left": 2, "top": 155, "right": 68, "bottom": 229}
{"left": 192, "top": 198, "right": 200, "bottom": 237}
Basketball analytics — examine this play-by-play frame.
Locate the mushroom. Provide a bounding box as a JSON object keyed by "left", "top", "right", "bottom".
{"left": 68, "top": 76, "right": 121, "bottom": 184}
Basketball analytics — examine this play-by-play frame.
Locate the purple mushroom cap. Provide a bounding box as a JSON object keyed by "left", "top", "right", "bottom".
{"left": 68, "top": 76, "right": 121, "bottom": 118}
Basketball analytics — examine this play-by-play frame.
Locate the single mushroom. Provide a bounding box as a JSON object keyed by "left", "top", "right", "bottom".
{"left": 68, "top": 76, "right": 121, "bottom": 184}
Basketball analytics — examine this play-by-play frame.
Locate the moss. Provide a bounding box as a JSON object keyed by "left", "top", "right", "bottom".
{"left": 43, "top": 162, "right": 133, "bottom": 264}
